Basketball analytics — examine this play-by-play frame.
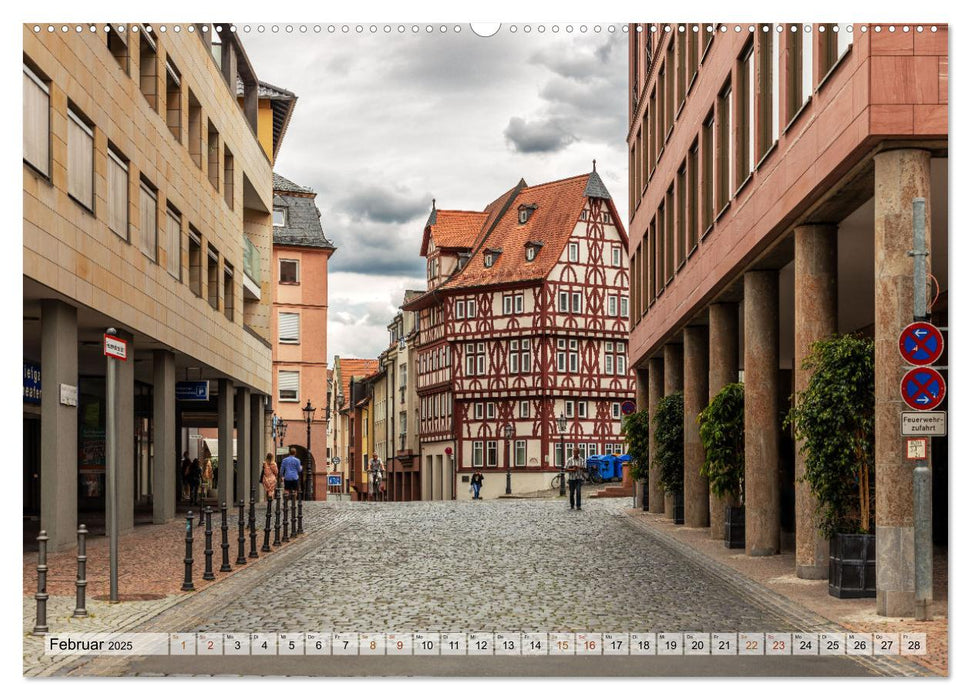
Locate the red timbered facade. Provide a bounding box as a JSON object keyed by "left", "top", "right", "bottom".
{"left": 404, "top": 168, "right": 634, "bottom": 499}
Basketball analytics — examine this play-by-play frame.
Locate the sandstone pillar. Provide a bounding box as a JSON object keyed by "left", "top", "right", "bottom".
{"left": 794, "top": 224, "right": 838, "bottom": 578}
{"left": 744, "top": 271, "right": 780, "bottom": 556}
{"left": 218, "top": 379, "right": 235, "bottom": 506}
{"left": 874, "top": 149, "right": 932, "bottom": 616}
{"left": 708, "top": 302, "right": 739, "bottom": 539}
{"left": 152, "top": 350, "right": 176, "bottom": 523}
{"left": 683, "top": 326, "right": 710, "bottom": 528}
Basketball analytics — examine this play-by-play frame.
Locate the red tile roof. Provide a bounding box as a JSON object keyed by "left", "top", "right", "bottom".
{"left": 336, "top": 358, "right": 379, "bottom": 406}
{"left": 420, "top": 210, "right": 488, "bottom": 256}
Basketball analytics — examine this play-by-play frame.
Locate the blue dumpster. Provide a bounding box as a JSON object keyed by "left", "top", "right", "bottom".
{"left": 586, "top": 456, "right": 608, "bottom": 481}
{"left": 589, "top": 455, "right": 616, "bottom": 481}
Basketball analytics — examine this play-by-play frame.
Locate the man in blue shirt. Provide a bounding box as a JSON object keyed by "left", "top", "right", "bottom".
{"left": 280, "top": 447, "right": 302, "bottom": 497}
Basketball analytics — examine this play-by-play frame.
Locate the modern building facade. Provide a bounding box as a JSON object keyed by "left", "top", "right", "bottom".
{"left": 23, "top": 24, "right": 290, "bottom": 550}
{"left": 627, "top": 23, "right": 947, "bottom": 616}
{"left": 403, "top": 170, "right": 635, "bottom": 500}
{"left": 270, "top": 173, "right": 336, "bottom": 498}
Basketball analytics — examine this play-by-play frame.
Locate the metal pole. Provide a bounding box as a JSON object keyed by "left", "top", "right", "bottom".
{"left": 273, "top": 486, "right": 282, "bottom": 546}
{"left": 248, "top": 488, "right": 259, "bottom": 558}
{"left": 911, "top": 197, "right": 933, "bottom": 620}
{"left": 33, "top": 531, "right": 49, "bottom": 634}
{"left": 203, "top": 507, "right": 215, "bottom": 580}
{"left": 282, "top": 490, "right": 289, "bottom": 542}
{"left": 297, "top": 489, "right": 304, "bottom": 535}
{"left": 505, "top": 438, "right": 512, "bottom": 495}
{"left": 181, "top": 513, "right": 194, "bottom": 591}
{"left": 235, "top": 499, "right": 247, "bottom": 565}
{"left": 262, "top": 497, "right": 273, "bottom": 552}
{"left": 290, "top": 491, "right": 297, "bottom": 537}
{"left": 306, "top": 418, "right": 312, "bottom": 502}
{"left": 559, "top": 434, "right": 566, "bottom": 497}
{"left": 73, "top": 525, "right": 88, "bottom": 617}
{"left": 105, "top": 334, "right": 119, "bottom": 603}
{"left": 219, "top": 502, "right": 232, "bottom": 572}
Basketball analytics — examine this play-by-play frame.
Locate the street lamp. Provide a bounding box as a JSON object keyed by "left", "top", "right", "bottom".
{"left": 503, "top": 423, "right": 514, "bottom": 495}
{"left": 302, "top": 400, "right": 316, "bottom": 501}
{"left": 557, "top": 412, "right": 567, "bottom": 497}
{"left": 277, "top": 418, "right": 288, "bottom": 455}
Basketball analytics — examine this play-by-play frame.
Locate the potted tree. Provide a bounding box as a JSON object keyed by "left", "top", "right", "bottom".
{"left": 698, "top": 383, "right": 745, "bottom": 548}
{"left": 653, "top": 392, "right": 684, "bottom": 524}
{"left": 622, "top": 410, "right": 651, "bottom": 510}
{"left": 786, "top": 334, "right": 875, "bottom": 598}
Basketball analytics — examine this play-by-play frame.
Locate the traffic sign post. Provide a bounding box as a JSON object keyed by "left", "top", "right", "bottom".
{"left": 898, "top": 322, "right": 944, "bottom": 366}
{"left": 104, "top": 328, "right": 128, "bottom": 604}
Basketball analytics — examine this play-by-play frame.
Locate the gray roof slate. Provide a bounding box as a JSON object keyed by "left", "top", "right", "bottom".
{"left": 273, "top": 174, "right": 336, "bottom": 250}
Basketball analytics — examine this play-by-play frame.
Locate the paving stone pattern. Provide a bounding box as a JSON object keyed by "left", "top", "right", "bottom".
{"left": 195, "top": 499, "right": 796, "bottom": 634}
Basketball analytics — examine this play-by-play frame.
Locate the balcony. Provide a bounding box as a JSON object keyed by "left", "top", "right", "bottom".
{"left": 243, "top": 235, "right": 261, "bottom": 300}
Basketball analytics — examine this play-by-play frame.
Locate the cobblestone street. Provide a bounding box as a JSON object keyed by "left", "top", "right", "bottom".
{"left": 40, "top": 498, "right": 934, "bottom": 677}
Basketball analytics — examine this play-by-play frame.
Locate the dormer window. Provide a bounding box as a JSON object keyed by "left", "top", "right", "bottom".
{"left": 483, "top": 248, "right": 502, "bottom": 268}
{"left": 273, "top": 207, "right": 287, "bottom": 227}
{"left": 524, "top": 240, "right": 543, "bottom": 262}
{"left": 517, "top": 203, "right": 538, "bottom": 224}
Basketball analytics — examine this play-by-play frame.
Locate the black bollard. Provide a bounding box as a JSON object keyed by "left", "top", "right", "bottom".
{"left": 262, "top": 496, "right": 273, "bottom": 552}
{"left": 290, "top": 491, "right": 297, "bottom": 538}
{"left": 33, "top": 531, "right": 49, "bottom": 635}
{"left": 236, "top": 500, "right": 247, "bottom": 565}
{"left": 181, "top": 513, "right": 195, "bottom": 591}
{"left": 198, "top": 502, "right": 204, "bottom": 527}
{"left": 73, "top": 525, "right": 88, "bottom": 618}
{"left": 248, "top": 488, "right": 259, "bottom": 559}
{"left": 282, "top": 490, "right": 289, "bottom": 543}
{"left": 297, "top": 492, "right": 304, "bottom": 535}
{"left": 219, "top": 502, "right": 232, "bottom": 572}
{"left": 203, "top": 507, "right": 215, "bottom": 581}
{"left": 273, "top": 486, "right": 282, "bottom": 546}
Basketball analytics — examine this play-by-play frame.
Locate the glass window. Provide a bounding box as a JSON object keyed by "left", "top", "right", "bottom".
{"left": 514, "top": 294, "right": 524, "bottom": 314}
{"left": 273, "top": 207, "right": 287, "bottom": 227}
{"left": 608, "top": 295, "right": 618, "bottom": 316}
{"left": 466, "top": 299, "right": 476, "bottom": 318}
{"left": 23, "top": 64, "right": 50, "bottom": 176}
{"left": 519, "top": 400, "right": 529, "bottom": 418}
{"left": 612, "top": 246, "right": 622, "bottom": 267}
{"left": 515, "top": 440, "right": 526, "bottom": 467}
{"left": 558, "top": 291, "right": 569, "bottom": 312}
{"left": 67, "top": 109, "right": 94, "bottom": 209}
{"left": 278, "top": 370, "right": 299, "bottom": 402}
{"left": 620, "top": 295, "right": 629, "bottom": 318}
{"left": 571, "top": 292, "right": 582, "bottom": 314}
{"left": 456, "top": 300, "right": 465, "bottom": 319}
{"left": 568, "top": 242, "right": 579, "bottom": 262}
{"left": 503, "top": 295, "right": 512, "bottom": 315}
{"left": 280, "top": 259, "right": 299, "bottom": 284}
{"left": 486, "top": 440, "right": 498, "bottom": 467}
{"left": 279, "top": 312, "right": 300, "bottom": 343}
{"left": 472, "top": 441, "right": 483, "bottom": 468}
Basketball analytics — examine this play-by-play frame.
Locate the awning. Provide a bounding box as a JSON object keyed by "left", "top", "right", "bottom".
{"left": 202, "top": 438, "right": 237, "bottom": 460}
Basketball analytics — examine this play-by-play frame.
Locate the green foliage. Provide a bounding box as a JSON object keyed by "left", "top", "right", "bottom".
{"left": 652, "top": 392, "right": 684, "bottom": 495}
{"left": 622, "top": 410, "right": 651, "bottom": 481}
{"left": 785, "top": 334, "right": 875, "bottom": 538}
{"left": 698, "top": 383, "right": 745, "bottom": 502}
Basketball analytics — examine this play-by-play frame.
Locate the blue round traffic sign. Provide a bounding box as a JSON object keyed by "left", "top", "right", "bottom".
{"left": 901, "top": 367, "right": 946, "bottom": 410}
{"left": 621, "top": 400, "right": 637, "bottom": 416}
{"left": 899, "top": 322, "right": 944, "bottom": 366}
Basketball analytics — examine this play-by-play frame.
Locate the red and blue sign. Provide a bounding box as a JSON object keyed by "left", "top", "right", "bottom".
{"left": 898, "top": 322, "right": 944, "bottom": 366}
{"left": 900, "top": 367, "right": 946, "bottom": 410}
{"left": 621, "top": 400, "right": 637, "bottom": 416}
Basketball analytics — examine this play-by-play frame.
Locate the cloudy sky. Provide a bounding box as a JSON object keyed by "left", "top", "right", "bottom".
{"left": 242, "top": 25, "right": 630, "bottom": 361}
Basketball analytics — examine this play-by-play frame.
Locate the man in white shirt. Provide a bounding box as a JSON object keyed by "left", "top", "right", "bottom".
{"left": 567, "top": 448, "right": 584, "bottom": 510}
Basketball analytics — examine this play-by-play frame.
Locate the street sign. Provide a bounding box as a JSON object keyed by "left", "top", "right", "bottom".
{"left": 176, "top": 381, "right": 210, "bottom": 401}
{"left": 901, "top": 411, "right": 947, "bottom": 436}
{"left": 327, "top": 474, "right": 343, "bottom": 487}
{"left": 900, "top": 367, "right": 946, "bottom": 410}
{"left": 906, "top": 437, "right": 928, "bottom": 461}
{"left": 103, "top": 334, "right": 128, "bottom": 361}
{"left": 621, "top": 400, "right": 637, "bottom": 416}
{"left": 898, "top": 322, "right": 944, "bottom": 366}
{"left": 332, "top": 456, "right": 342, "bottom": 465}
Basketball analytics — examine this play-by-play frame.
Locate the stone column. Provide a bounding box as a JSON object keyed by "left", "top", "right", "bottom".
{"left": 635, "top": 367, "right": 649, "bottom": 410}
{"left": 647, "top": 356, "right": 665, "bottom": 513}
{"left": 744, "top": 271, "right": 780, "bottom": 556}
{"left": 217, "top": 379, "right": 235, "bottom": 506}
{"left": 708, "top": 302, "right": 739, "bottom": 539}
{"left": 874, "top": 149, "right": 931, "bottom": 616}
{"left": 251, "top": 394, "right": 265, "bottom": 502}
{"left": 113, "top": 330, "right": 135, "bottom": 535}
{"left": 683, "top": 326, "right": 710, "bottom": 528}
{"left": 152, "top": 350, "right": 176, "bottom": 523}
{"left": 40, "top": 300, "right": 78, "bottom": 552}
{"left": 236, "top": 387, "right": 251, "bottom": 504}
{"left": 794, "top": 223, "right": 838, "bottom": 578}
{"left": 663, "top": 343, "right": 684, "bottom": 519}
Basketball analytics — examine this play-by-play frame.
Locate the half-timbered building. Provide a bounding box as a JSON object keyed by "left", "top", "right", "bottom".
{"left": 403, "top": 167, "right": 634, "bottom": 500}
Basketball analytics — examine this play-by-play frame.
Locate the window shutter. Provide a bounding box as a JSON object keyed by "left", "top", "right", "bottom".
{"left": 139, "top": 184, "right": 157, "bottom": 261}
{"left": 278, "top": 370, "right": 299, "bottom": 400}
{"left": 67, "top": 110, "right": 94, "bottom": 208}
{"left": 279, "top": 312, "right": 300, "bottom": 343}
{"left": 107, "top": 151, "right": 129, "bottom": 237}
{"left": 23, "top": 66, "right": 50, "bottom": 176}
{"left": 166, "top": 208, "right": 181, "bottom": 278}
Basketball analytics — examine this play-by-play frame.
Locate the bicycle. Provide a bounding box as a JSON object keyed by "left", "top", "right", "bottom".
{"left": 550, "top": 472, "right": 565, "bottom": 490}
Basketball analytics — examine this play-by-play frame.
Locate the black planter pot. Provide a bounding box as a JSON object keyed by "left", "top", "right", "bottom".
{"left": 829, "top": 533, "right": 876, "bottom": 599}
{"left": 673, "top": 491, "right": 684, "bottom": 524}
{"left": 724, "top": 505, "right": 745, "bottom": 549}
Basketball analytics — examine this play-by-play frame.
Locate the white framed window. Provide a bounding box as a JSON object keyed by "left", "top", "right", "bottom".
{"left": 558, "top": 291, "right": 569, "bottom": 312}
{"left": 484, "top": 252, "right": 495, "bottom": 268}
{"left": 568, "top": 241, "right": 579, "bottom": 262}
{"left": 509, "top": 340, "right": 520, "bottom": 373}
{"left": 165, "top": 206, "right": 181, "bottom": 279}
{"left": 456, "top": 299, "right": 466, "bottom": 319}
{"left": 515, "top": 440, "right": 526, "bottom": 466}
{"left": 617, "top": 354, "right": 627, "bottom": 375}
{"left": 503, "top": 295, "right": 512, "bottom": 315}
{"left": 565, "top": 400, "right": 575, "bottom": 418}
{"left": 514, "top": 294, "right": 524, "bottom": 314}
{"left": 605, "top": 354, "right": 615, "bottom": 375}
{"left": 475, "top": 342, "right": 485, "bottom": 375}
{"left": 569, "top": 339, "right": 579, "bottom": 373}
{"left": 466, "top": 299, "right": 476, "bottom": 318}
{"left": 474, "top": 402, "right": 483, "bottom": 420}
{"left": 486, "top": 440, "right": 498, "bottom": 467}
{"left": 608, "top": 295, "right": 618, "bottom": 316}
{"left": 464, "top": 343, "right": 475, "bottom": 376}
{"left": 279, "top": 311, "right": 300, "bottom": 343}
{"left": 520, "top": 339, "right": 531, "bottom": 373}
{"left": 588, "top": 442, "right": 598, "bottom": 457}
{"left": 486, "top": 402, "right": 496, "bottom": 419}
{"left": 278, "top": 370, "right": 299, "bottom": 402}
{"left": 578, "top": 401, "right": 587, "bottom": 418}
{"left": 67, "top": 108, "right": 94, "bottom": 210}
{"left": 526, "top": 245, "right": 537, "bottom": 261}
{"left": 554, "top": 442, "right": 564, "bottom": 467}
{"left": 620, "top": 296, "right": 629, "bottom": 318}
{"left": 273, "top": 207, "right": 287, "bottom": 227}
{"left": 571, "top": 292, "right": 582, "bottom": 314}
{"left": 107, "top": 148, "right": 129, "bottom": 239}
{"left": 518, "top": 209, "right": 528, "bottom": 224}
{"left": 23, "top": 64, "right": 50, "bottom": 177}
{"left": 611, "top": 245, "right": 622, "bottom": 267}
{"left": 138, "top": 181, "right": 157, "bottom": 261}
{"left": 279, "top": 259, "right": 299, "bottom": 284}
{"left": 519, "top": 400, "right": 530, "bottom": 418}
{"left": 472, "top": 441, "right": 484, "bottom": 468}
{"left": 612, "top": 402, "right": 621, "bottom": 419}
{"left": 556, "top": 339, "right": 567, "bottom": 372}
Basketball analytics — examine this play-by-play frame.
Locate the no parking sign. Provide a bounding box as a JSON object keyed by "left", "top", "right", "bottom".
{"left": 900, "top": 367, "right": 946, "bottom": 411}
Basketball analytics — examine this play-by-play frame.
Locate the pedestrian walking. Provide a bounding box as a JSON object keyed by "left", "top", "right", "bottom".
{"left": 188, "top": 457, "right": 202, "bottom": 506}
{"left": 202, "top": 456, "right": 213, "bottom": 492}
{"left": 281, "top": 447, "right": 302, "bottom": 498}
{"left": 470, "top": 470, "right": 484, "bottom": 500}
{"left": 367, "top": 453, "right": 385, "bottom": 503}
{"left": 261, "top": 453, "right": 279, "bottom": 501}
{"left": 180, "top": 451, "right": 191, "bottom": 501}
{"left": 567, "top": 448, "right": 584, "bottom": 510}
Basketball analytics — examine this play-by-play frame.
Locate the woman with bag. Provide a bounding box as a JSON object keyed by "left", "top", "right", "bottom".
{"left": 261, "top": 452, "right": 279, "bottom": 501}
